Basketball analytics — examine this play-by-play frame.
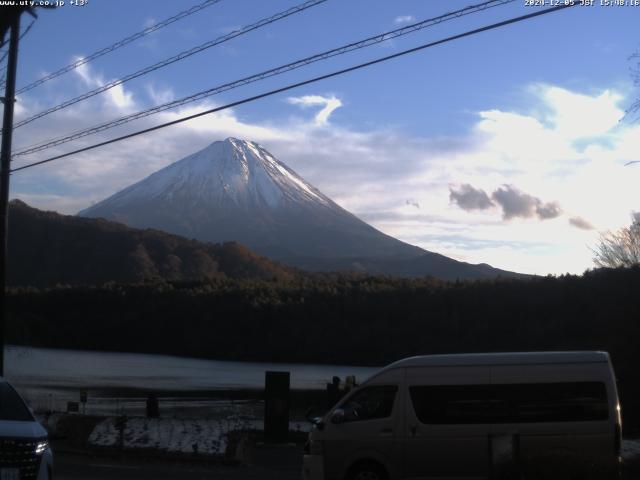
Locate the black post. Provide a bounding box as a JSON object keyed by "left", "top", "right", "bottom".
{"left": 264, "top": 371, "right": 290, "bottom": 443}
{"left": 0, "top": 11, "right": 21, "bottom": 377}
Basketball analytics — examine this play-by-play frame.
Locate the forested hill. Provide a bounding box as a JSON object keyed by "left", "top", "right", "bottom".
{"left": 7, "top": 200, "right": 295, "bottom": 286}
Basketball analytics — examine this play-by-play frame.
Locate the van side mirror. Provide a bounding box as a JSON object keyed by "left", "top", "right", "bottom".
{"left": 305, "top": 406, "right": 325, "bottom": 430}
{"left": 331, "top": 408, "right": 345, "bottom": 424}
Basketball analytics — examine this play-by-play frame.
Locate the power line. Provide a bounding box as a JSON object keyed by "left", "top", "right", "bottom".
{"left": 11, "top": 0, "right": 328, "bottom": 131}
{"left": 15, "top": 0, "right": 225, "bottom": 95}
{"left": 13, "top": 0, "right": 516, "bottom": 158}
{"left": 18, "top": 19, "right": 36, "bottom": 41}
{"left": 15, "top": 0, "right": 513, "bottom": 156}
{"left": 0, "top": 20, "right": 35, "bottom": 64}
{"left": 0, "top": 20, "right": 34, "bottom": 92}
{"left": 10, "top": 3, "right": 576, "bottom": 174}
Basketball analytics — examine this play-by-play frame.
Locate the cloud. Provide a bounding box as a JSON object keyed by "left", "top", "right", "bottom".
{"left": 75, "top": 59, "right": 135, "bottom": 111}
{"left": 287, "top": 95, "right": 342, "bottom": 126}
{"left": 146, "top": 84, "right": 175, "bottom": 105}
{"left": 491, "top": 185, "right": 562, "bottom": 221}
{"left": 74, "top": 61, "right": 93, "bottom": 87}
{"left": 449, "top": 184, "right": 494, "bottom": 211}
{"left": 451, "top": 183, "right": 562, "bottom": 221}
{"left": 540, "top": 86, "right": 624, "bottom": 140}
{"left": 569, "top": 216, "right": 594, "bottom": 230}
{"left": 394, "top": 15, "right": 415, "bottom": 24}
{"left": 536, "top": 201, "right": 562, "bottom": 220}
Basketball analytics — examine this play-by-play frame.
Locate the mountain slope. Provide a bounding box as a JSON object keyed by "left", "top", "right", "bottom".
{"left": 8, "top": 200, "right": 295, "bottom": 287}
{"left": 79, "top": 137, "right": 423, "bottom": 261}
{"left": 289, "top": 253, "right": 522, "bottom": 280}
{"left": 79, "top": 138, "right": 521, "bottom": 280}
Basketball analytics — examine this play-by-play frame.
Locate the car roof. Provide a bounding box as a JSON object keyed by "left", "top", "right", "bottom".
{"left": 382, "top": 351, "right": 609, "bottom": 370}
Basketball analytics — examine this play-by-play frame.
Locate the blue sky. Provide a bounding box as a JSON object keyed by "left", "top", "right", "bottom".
{"left": 4, "top": 0, "right": 640, "bottom": 275}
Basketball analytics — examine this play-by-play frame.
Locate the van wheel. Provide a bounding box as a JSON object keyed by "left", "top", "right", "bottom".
{"left": 347, "top": 461, "right": 388, "bottom": 480}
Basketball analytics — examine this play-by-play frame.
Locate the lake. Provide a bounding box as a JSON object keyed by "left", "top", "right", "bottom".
{"left": 4, "top": 345, "right": 379, "bottom": 416}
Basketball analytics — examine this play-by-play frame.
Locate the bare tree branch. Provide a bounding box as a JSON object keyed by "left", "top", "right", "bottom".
{"left": 624, "top": 49, "right": 640, "bottom": 120}
{"left": 593, "top": 216, "right": 640, "bottom": 268}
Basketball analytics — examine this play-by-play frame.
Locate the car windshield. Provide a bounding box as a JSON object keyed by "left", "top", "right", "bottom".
{"left": 0, "top": 382, "right": 34, "bottom": 422}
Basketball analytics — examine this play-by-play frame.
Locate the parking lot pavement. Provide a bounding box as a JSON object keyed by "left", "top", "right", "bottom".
{"left": 54, "top": 440, "right": 640, "bottom": 480}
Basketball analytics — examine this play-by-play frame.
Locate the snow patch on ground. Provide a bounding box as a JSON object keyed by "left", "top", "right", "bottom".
{"left": 88, "top": 416, "right": 311, "bottom": 456}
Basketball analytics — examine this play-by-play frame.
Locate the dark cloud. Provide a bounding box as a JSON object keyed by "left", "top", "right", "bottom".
{"left": 449, "top": 184, "right": 494, "bottom": 211}
{"left": 536, "top": 201, "right": 562, "bottom": 220}
{"left": 491, "top": 185, "right": 562, "bottom": 220}
{"left": 568, "top": 216, "right": 594, "bottom": 230}
{"left": 491, "top": 185, "right": 538, "bottom": 219}
{"left": 449, "top": 183, "right": 562, "bottom": 221}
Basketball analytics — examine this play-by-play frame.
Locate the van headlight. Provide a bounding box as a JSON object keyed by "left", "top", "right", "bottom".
{"left": 35, "top": 439, "right": 49, "bottom": 455}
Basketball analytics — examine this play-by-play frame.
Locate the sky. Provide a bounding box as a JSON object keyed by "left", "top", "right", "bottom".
{"left": 2, "top": 0, "right": 640, "bottom": 275}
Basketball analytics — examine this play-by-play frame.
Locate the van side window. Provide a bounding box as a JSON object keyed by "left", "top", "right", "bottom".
{"left": 410, "top": 385, "right": 501, "bottom": 424}
{"left": 409, "top": 382, "right": 608, "bottom": 425}
{"left": 341, "top": 385, "right": 398, "bottom": 422}
{"left": 503, "top": 382, "right": 608, "bottom": 423}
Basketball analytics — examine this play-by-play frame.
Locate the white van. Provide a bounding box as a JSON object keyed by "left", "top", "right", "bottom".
{"left": 0, "top": 377, "right": 53, "bottom": 480}
{"left": 303, "top": 351, "right": 622, "bottom": 480}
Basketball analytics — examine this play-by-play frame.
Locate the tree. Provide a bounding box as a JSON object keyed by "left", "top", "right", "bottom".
{"left": 593, "top": 215, "right": 640, "bottom": 268}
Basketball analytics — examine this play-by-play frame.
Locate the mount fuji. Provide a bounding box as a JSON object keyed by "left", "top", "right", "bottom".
{"left": 79, "top": 138, "right": 519, "bottom": 279}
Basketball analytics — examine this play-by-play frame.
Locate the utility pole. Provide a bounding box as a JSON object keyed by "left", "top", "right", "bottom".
{"left": 0, "top": 9, "right": 23, "bottom": 377}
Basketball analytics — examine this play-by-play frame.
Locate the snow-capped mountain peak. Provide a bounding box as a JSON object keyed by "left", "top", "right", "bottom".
{"left": 95, "top": 138, "right": 330, "bottom": 212}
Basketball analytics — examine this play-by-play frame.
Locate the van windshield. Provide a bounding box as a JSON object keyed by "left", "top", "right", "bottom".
{"left": 0, "top": 382, "right": 34, "bottom": 422}
{"left": 341, "top": 385, "right": 397, "bottom": 422}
